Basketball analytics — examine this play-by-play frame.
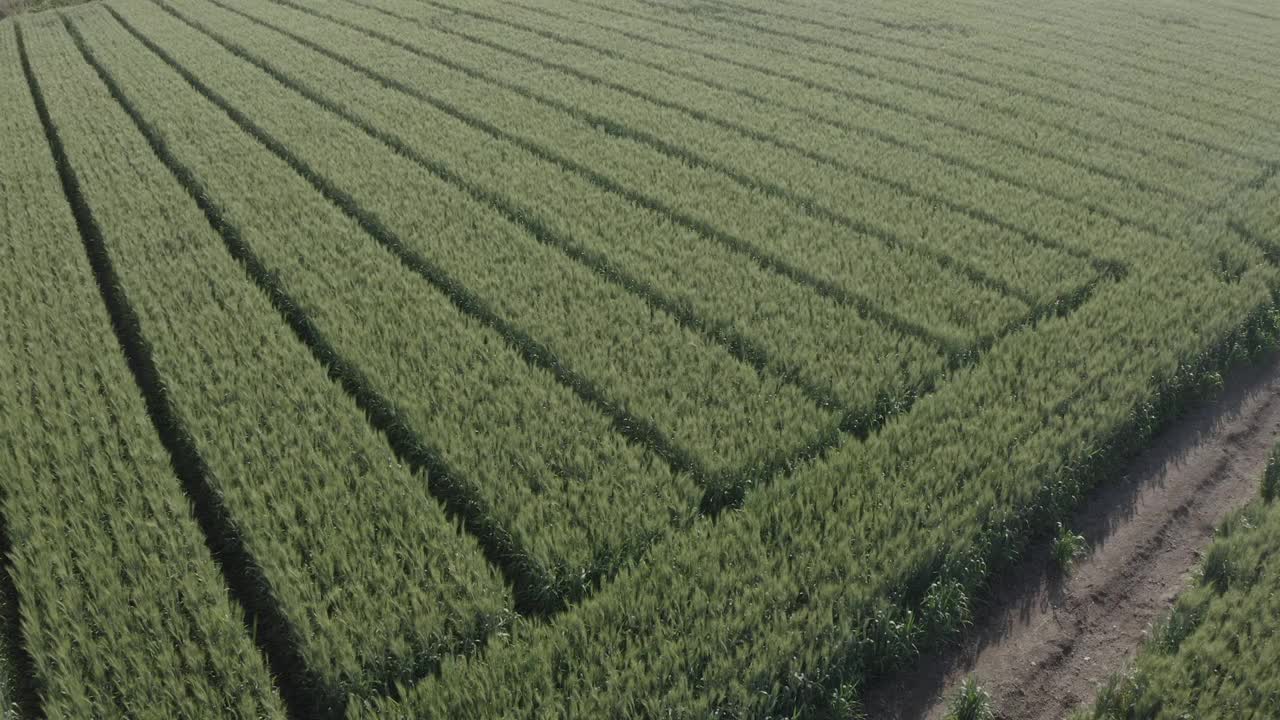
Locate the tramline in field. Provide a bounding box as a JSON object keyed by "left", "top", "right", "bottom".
{"left": 0, "top": 0, "right": 1277, "bottom": 717}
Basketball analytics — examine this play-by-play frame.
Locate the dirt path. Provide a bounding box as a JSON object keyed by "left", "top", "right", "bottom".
{"left": 863, "top": 354, "right": 1280, "bottom": 720}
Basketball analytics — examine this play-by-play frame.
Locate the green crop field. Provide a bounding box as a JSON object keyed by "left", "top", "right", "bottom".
{"left": 0, "top": 0, "right": 1277, "bottom": 717}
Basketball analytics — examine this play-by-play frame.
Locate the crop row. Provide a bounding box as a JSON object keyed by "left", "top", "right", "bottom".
{"left": 277, "top": 0, "right": 1111, "bottom": 311}
{"left": 793, "top": 0, "right": 1252, "bottom": 71}
{"left": 451, "top": 0, "right": 1255, "bottom": 203}
{"left": 746, "top": 0, "right": 1280, "bottom": 144}
{"left": 201, "top": 0, "right": 1039, "bottom": 347}
{"left": 401, "top": 0, "right": 1237, "bottom": 270}
{"left": 113, "top": 0, "right": 846, "bottom": 487}
{"left": 496, "top": 0, "right": 1250, "bottom": 196}
{"left": 0, "top": 21, "right": 285, "bottom": 718}
{"left": 663, "top": 0, "right": 1278, "bottom": 160}
{"left": 376, "top": 0, "right": 1131, "bottom": 284}
{"left": 326, "top": 0, "right": 1099, "bottom": 311}
{"left": 212, "top": 0, "right": 1074, "bottom": 344}
{"left": 951, "top": 0, "right": 1280, "bottom": 88}
{"left": 910, "top": 0, "right": 1280, "bottom": 116}
{"left": 1228, "top": 169, "right": 1280, "bottom": 263}
{"left": 79, "top": 0, "right": 732, "bottom": 627}
{"left": 350, "top": 0, "right": 1263, "bottom": 276}
{"left": 1080, "top": 461, "right": 1280, "bottom": 718}
{"left": 153, "top": 0, "right": 961, "bottom": 439}
{"left": 364, "top": 222, "right": 1280, "bottom": 717}
{"left": 22, "top": 13, "right": 518, "bottom": 713}
{"left": 557, "top": 0, "right": 1266, "bottom": 181}
{"left": 415, "top": 0, "right": 1253, "bottom": 252}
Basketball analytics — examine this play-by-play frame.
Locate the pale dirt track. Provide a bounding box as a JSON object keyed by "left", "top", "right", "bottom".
{"left": 864, "top": 354, "right": 1280, "bottom": 720}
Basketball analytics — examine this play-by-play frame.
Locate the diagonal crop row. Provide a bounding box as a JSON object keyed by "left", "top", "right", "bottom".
{"left": 405, "top": 0, "right": 1228, "bottom": 270}
{"left": 219, "top": 0, "right": 1247, "bottom": 317}
{"left": 902, "top": 0, "right": 1280, "bottom": 118}
{"left": 425, "top": 0, "right": 1247, "bottom": 206}
{"left": 752, "top": 0, "right": 1280, "bottom": 160}
{"left": 952, "top": 0, "right": 1280, "bottom": 89}
{"left": 943, "top": 0, "right": 1279, "bottom": 93}
{"left": 557, "top": 0, "right": 1261, "bottom": 184}
{"left": 0, "top": 20, "right": 287, "bottom": 719}
{"left": 79, "top": 0, "right": 712, "bottom": 623}
{"left": 302, "top": 0, "right": 1087, "bottom": 311}
{"left": 108, "top": 0, "right": 841, "bottom": 503}
{"left": 1130, "top": 0, "right": 1280, "bottom": 49}
{"left": 469, "top": 0, "right": 1256, "bottom": 243}
{"left": 572, "top": 0, "right": 1263, "bottom": 178}
{"left": 1147, "top": 0, "right": 1280, "bottom": 54}
{"left": 381, "top": 0, "right": 1135, "bottom": 275}
{"left": 600, "top": 0, "right": 1271, "bottom": 170}
{"left": 487, "top": 0, "right": 1254, "bottom": 255}
{"left": 82, "top": 0, "right": 742, "bottom": 617}
{"left": 22, "top": 13, "right": 514, "bottom": 716}
{"left": 327, "top": 0, "right": 1241, "bottom": 280}
{"left": 1208, "top": 1, "right": 1280, "bottom": 34}
{"left": 670, "top": 0, "right": 1279, "bottom": 156}
{"left": 490, "top": 0, "right": 1232, "bottom": 193}
{"left": 874, "top": 0, "right": 1280, "bottom": 135}
{"left": 748, "top": 0, "right": 1280, "bottom": 137}
{"left": 152, "top": 0, "right": 958, "bottom": 446}
{"left": 361, "top": 219, "right": 1280, "bottom": 719}
{"left": 179, "top": 0, "right": 988, "bottom": 356}
{"left": 225, "top": 0, "right": 1035, "bottom": 346}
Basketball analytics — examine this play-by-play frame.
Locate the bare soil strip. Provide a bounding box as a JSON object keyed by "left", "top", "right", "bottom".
{"left": 865, "top": 353, "right": 1280, "bottom": 720}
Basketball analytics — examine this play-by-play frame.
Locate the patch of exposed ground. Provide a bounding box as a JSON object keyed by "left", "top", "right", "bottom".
{"left": 864, "top": 354, "right": 1280, "bottom": 720}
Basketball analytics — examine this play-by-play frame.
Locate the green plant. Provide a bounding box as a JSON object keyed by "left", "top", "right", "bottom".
{"left": 1196, "top": 369, "right": 1224, "bottom": 398}
{"left": 1263, "top": 445, "right": 1280, "bottom": 502}
{"left": 946, "top": 676, "right": 995, "bottom": 720}
{"left": 1053, "top": 523, "right": 1088, "bottom": 574}
{"left": 922, "top": 579, "right": 972, "bottom": 639}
